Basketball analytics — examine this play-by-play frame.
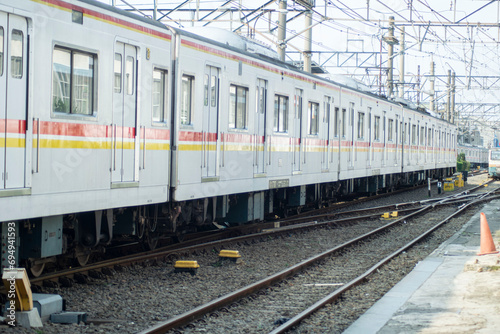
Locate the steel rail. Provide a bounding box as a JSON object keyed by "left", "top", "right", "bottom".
{"left": 28, "top": 205, "right": 418, "bottom": 286}
{"left": 269, "top": 192, "right": 500, "bottom": 333}
{"left": 137, "top": 181, "right": 496, "bottom": 334}
{"left": 138, "top": 206, "right": 434, "bottom": 334}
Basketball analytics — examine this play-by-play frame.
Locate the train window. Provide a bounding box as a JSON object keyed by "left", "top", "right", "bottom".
{"left": 152, "top": 69, "right": 167, "bottom": 123}
{"left": 374, "top": 116, "right": 380, "bottom": 141}
{"left": 261, "top": 86, "right": 268, "bottom": 115}
{"left": 341, "top": 108, "right": 346, "bottom": 137}
{"left": 349, "top": 103, "right": 354, "bottom": 126}
{"left": 420, "top": 127, "right": 425, "bottom": 145}
{"left": 126, "top": 56, "right": 134, "bottom": 95}
{"left": 0, "top": 27, "right": 3, "bottom": 76}
{"left": 357, "top": 112, "right": 364, "bottom": 139}
{"left": 388, "top": 119, "right": 393, "bottom": 141}
{"left": 395, "top": 121, "right": 398, "bottom": 143}
{"left": 308, "top": 102, "right": 319, "bottom": 135}
{"left": 11, "top": 30, "right": 23, "bottom": 79}
{"left": 293, "top": 89, "right": 301, "bottom": 118}
{"left": 324, "top": 97, "right": 332, "bottom": 125}
{"left": 334, "top": 107, "right": 339, "bottom": 137}
{"left": 411, "top": 125, "right": 417, "bottom": 145}
{"left": 211, "top": 75, "right": 217, "bottom": 107}
{"left": 204, "top": 74, "right": 209, "bottom": 106}
{"left": 401, "top": 122, "right": 408, "bottom": 144}
{"left": 114, "top": 54, "right": 122, "bottom": 93}
{"left": 52, "top": 47, "right": 96, "bottom": 115}
{"left": 400, "top": 122, "right": 404, "bottom": 144}
{"left": 180, "top": 75, "right": 193, "bottom": 125}
{"left": 274, "top": 95, "right": 288, "bottom": 133}
{"left": 229, "top": 84, "right": 248, "bottom": 129}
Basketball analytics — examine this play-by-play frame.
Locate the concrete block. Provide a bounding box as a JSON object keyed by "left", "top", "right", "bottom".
{"left": 32, "top": 293, "right": 63, "bottom": 321}
{"left": 50, "top": 311, "right": 87, "bottom": 324}
{"left": 16, "top": 309, "right": 43, "bottom": 328}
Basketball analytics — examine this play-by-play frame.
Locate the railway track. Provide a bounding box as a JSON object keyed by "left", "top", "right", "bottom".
{"left": 26, "top": 201, "right": 426, "bottom": 288}
{"left": 135, "top": 179, "right": 498, "bottom": 333}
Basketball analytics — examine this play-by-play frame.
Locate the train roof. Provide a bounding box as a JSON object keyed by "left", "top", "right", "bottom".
{"left": 171, "top": 27, "right": 450, "bottom": 122}
{"left": 79, "top": 0, "right": 450, "bottom": 124}
{"left": 79, "top": 0, "right": 170, "bottom": 31}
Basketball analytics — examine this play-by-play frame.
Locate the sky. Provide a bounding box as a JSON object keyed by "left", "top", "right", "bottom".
{"left": 97, "top": 0, "right": 500, "bottom": 143}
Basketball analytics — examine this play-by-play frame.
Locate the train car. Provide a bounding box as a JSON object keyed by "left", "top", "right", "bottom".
{"left": 457, "top": 144, "right": 489, "bottom": 169}
{"left": 0, "top": 0, "right": 175, "bottom": 274}
{"left": 0, "top": 0, "right": 457, "bottom": 276}
{"left": 488, "top": 148, "right": 500, "bottom": 178}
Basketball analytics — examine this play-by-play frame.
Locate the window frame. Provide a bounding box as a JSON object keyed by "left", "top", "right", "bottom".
{"left": 341, "top": 108, "right": 347, "bottom": 137}
{"left": 180, "top": 74, "right": 194, "bottom": 126}
{"left": 274, "top": 94, "right": 289, "bottom": 133}
{"left": 229, "top": 83, "right": 249, "bottom": 130}
{"left": 0, "top": 27, "right": 3, "bottom": 76}
{"left": 374, "top": 116, "right": 380, "bottom": 141}
{"left": 308, "top": 101, "right": 320, "bottom": 135}
{"left": 333, "top": 107, "right": 339, "bottom": 137}
{"left": 357, "top": 112, "right": 364, "bottom": 139}
{"left": 152, "top": 67, "right": 168, "bottom": 124}
{"left": 11, "top": 29, "right": 23, "bottom": 79}
{"left": 388, "top": 118, "right": 394, "bottom": 141}
{"left": 51, "top": 45, "right": 97, "bottom": 118}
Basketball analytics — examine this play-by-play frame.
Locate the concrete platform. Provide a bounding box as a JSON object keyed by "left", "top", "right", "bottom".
{"left": 344, "top": 199, "right": 500, "bottom": 334}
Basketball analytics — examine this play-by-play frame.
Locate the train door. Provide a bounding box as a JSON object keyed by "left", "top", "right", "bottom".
{"left": 255, "top": 79, "right": 267, "bottom": 175}
{"left": 112, "top": 42, "right": 138, "bottom": 183}
{"left": 1, "top": 14, "right": 27, "bottom": 190}
{"left": 202, "top": 65, "right": 219, "bottom": 178}
{"left": 293, "top": 88, "right": 303, "bottom": 172}
{"left": 322, "top": 96, "right": 331, "bottom": 170}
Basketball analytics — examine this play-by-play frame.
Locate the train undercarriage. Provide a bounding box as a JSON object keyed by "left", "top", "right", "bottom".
{"left": 1, "top": 168, "right": 454, "bottom": 277}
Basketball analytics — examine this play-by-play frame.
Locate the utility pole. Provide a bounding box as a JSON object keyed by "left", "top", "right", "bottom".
{"left": 417, "top": 65, "right": 421, "bottom": 105}
{"left": 451, "top": 71, "right": 456, "bottom": 124}
{"left": 384, "top": 16, "right": 398, "bottom": 98}
{"left": 429, "top": 58, "right": 435, "bottom": 113}
{"left": 446, "top": 70, "right": 451, "bottom": 122}
{"left": 304, "top": 9, "right": 313, "bottom": 73}
{"left": 277, "top": 0, "right": 287, "bottom": 62}
{"left": 399, "top": 26, "right": 405, "bottom": 98}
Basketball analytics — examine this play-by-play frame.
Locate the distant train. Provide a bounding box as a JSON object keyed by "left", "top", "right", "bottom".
{"left": 0, "top": 0, "right": 457, "bottom": 276}
{"left": 488, "top": 149, "right": 500, "bottom": 179}
{"left": 457, "top": 144, "right": 489, "bottom": 169}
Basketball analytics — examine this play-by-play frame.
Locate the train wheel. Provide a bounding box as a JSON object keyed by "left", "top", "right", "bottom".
{"left": 145, "top": 230, "right": 159, "bottom": 250}
{"left": 173, "top": 229, "right": 186, "bottom": 243}
{"left": 136, "top": 217, "right": 145, "bottom": 240}
{"left": 75, "top": 245, "right": 91, "bottom": 267}
{"left": 28, "top": 260, "right": 45, "bottom": 278}
{"left": 143, "top": 218, "right": 159, "bottom": 250}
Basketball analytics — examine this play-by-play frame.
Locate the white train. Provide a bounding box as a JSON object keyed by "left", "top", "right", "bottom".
{"left": 0, "top": 0, "right": 457, "bottom": 276}
{"left": 457, "top": 144, "right": 488, "bottom": 169}
{"left": 488, "top": 148, "right": 500, "bottom": 178}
